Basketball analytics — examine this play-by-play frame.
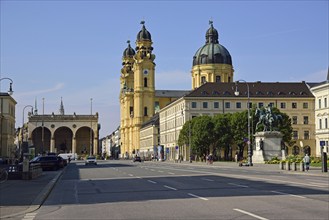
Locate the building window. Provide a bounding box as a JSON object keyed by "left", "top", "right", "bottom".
{"left": 258, "top": 102, "right": 264, "bottom": 108}
{"left": 303, "top": 102, "right": 308, "bottom": 109}
{"left": 303, "top": 116, "right": 309, "bottom": 125}
{"left": 225, "top": 102, "right": 230, "bottom": 108}
{"left": 292, "top": 102, "right": 297, "bottom": 109}
{"left": 203, "top": 102, "right": 208, "bottom": 108}
{"left": 293, "top": 131, "right": 298, "bottom": 140}
{"left": 293, "top": 146, "right": 300, "bottom": 155}
{"left": 144, "top": 77, "right": 148, "bottom": 87}
{"left": 214, "top": 102, "right": 219, "bottom": 109}
{"left": 248, "top": 102, "right": 252, "bottom": 109}
{"left": 191, "top": 102, "right": 197, "bottom": 108}
{"left": 325, "top": 118, "right": 328, "bottom": 129}
{"left": 319, "top": 119, "right": 322, "bottom": 129}
{"left": 228, "top": 77, "right": 231, "bottom": 82}
{"left": 319, "top": 99, "right": 321, "bottom": 109}
{"left": 201, "top": 76, "right": 206, "bottom": 84}
{"left": 325, "top": 98, "right": 328, "bottom": 108}
{"left": 130, "top": 106, "right": 133, "bottom": 117}
{"left": 216, "top": 76, "right": 221, "bottom": 82}
{"left": 280, "top": 102, "right": 286, "bottom": 109}
{"left": 236, "top": 102, "right": 241, "bottom": 109}
{"left": 144, "top": 107, "right": 148, "bottom": 116}
{"left": 268, "top": 102, "right": 275, "bottom": 107}
{"left": 292, "top": 116, "right": 297, "bottom": 124}
{"left": 304, "top": 131, "right": 309, "bottom": 140}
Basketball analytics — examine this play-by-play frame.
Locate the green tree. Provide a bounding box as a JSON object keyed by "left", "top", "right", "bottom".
{"left": 231, "top": 111, "right": 248, "bottom": 158}
{"left": 213, "top": 113, "right": 234, "bottom": 160}
{"left": 192, "top": 116, "right": 214, "bottom": 158}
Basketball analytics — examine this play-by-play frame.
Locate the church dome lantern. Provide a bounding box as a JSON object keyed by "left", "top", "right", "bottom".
{"left": 123, "top": 40, "right": 135, "bottom": 58}
{"left": 193, "top": 21, "right": 232, "bottom": 66}
{"left": 136, "top": 21, "right": 152, "bottom": 41}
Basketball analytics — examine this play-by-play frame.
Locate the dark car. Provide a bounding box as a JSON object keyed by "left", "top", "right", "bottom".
{"left": 57, "top": 156, "right": 67, "bottom": 167}
{"left": 30, "top": 156, "right": 62, "bottom": 171}
{"left": 133, "top": 156, "right": 142, "bottom": 162}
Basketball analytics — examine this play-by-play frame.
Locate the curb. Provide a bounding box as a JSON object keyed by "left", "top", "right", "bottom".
{"left": 1, "top": 168, "right": 65, "bottom": 219}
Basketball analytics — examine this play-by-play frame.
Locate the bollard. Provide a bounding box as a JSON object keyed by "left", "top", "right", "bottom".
{"left": 292, "top": 162, "right": 297, "bottom": 171}
{"left": 279, "top": 161, "right": 284, "bottom": 170}
{"left": 300, "top": 162, "right": 305, "bottom": 171}
{"left": 285, "top": 161, "right": 291, "bottom": 171}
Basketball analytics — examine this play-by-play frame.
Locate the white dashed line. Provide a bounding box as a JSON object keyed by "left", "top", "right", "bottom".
{"left": 128, "top": 174, "right": 133, "bottom": 177}
{"left": 148, "top": 180, "right": 157, "bottom": 184}
{"left": 187, "top": 193, "right": 208, "bottom": 201}
{"left": 271, "top": 190, "right": 306, "bottom": 199}
{"left": 202, "top": 178, "right": 214, "bottom": 182}
{"left": 228, "top": 183, "right": 249, "bottom": 188}
{"left": 234, "top": 208, "right": 268, "bottom": 220}
{"left": 168, "top": 172, "right": 175, "bottom": 175}
{"left": 22, "top": 212, "right": 37, "bottom": 220}
{"left": 164, "top": 185, "right": 177, "bottom": 191}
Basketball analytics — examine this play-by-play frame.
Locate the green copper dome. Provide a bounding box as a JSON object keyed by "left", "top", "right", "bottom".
{"left": 123, "top": 40, "right": 135, "bottom": 57}
{"left": 136, "top": 21, "right": 152, "bottom": 41}
{"left": 193, "top": 21, "right": 232, "bottom": 66}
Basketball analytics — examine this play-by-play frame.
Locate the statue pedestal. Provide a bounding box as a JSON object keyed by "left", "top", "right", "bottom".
{"left": 253, "top": 131, "right": 283, "bottom": 163}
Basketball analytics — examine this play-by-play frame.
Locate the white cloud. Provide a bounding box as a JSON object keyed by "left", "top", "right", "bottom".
{"left": 15, "top": 83, "right": 65, "bottom": 98}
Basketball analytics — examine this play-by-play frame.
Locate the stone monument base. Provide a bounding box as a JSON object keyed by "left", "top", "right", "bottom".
{"left": 253, "top": 131, "right": 283, "bottom": 163}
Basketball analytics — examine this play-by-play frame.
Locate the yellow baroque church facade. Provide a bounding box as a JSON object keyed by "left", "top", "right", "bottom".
{"left": 120, "top": 21, "right": 317, "bottom": 159}
{"left": 119, "top": 21, "right": 234, "bottom": 158}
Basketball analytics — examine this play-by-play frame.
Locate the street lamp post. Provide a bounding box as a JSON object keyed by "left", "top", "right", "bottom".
{"left": 90, "top": 98, "right": 93, "bottom": 156}
{"left": 21, "top": 105, "right": 33, "bottom": 158}
{"left": 0, "top": 77, "right": 14, "bottom": 156}
{"left": 234, "top": 79, "right": 252, "bottom": 166}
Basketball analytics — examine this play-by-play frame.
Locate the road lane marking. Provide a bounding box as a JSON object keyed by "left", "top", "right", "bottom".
{"left": 158, "top": 170, "right": 164, "bottom": 173}
{"left": 150, "top": 169, "right": 155, "bottom": 171}
{"left": 168, "top": 172, "right": 175, "bottom": 175}
{"left": 228, "top": 183, "right": 249, "bottom": 188}
{"left": 164, "top": 185, "right": 177, "bottom": 191}
{"left": 128, "top": 174, "right": 134, "bottom": 177}
{"left": 136, "top": 176, "right": 142, "bottom": 179}
{"left": 148, "top": 180, "right": 157, "bottom": 184}
{"left": 22, "top": 212, "right": 37, "bottom": 220}
{"left": 201, "top": 178, "right": 214, "bottom": 182}
{"left": 187, "top": 193, "right": 208, "bottom": 201}
{"left": 234, "top": 209, "right": 268, "bottom": 220}
{"left": 271, "top": 190, "right": 306, "bottom": 199}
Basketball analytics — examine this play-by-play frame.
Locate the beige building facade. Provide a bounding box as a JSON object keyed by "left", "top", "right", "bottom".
{"left": 310, "top": 77, "right": 329, "bottom": 156}
{"left": 159, "top": 82, "right": 316, "bottom": 161}
{"left": 0, "top": 92, "right": 17, "bottom": 157}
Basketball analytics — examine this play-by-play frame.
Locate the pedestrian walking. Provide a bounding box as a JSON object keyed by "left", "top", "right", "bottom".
{"left": 303, "top": 154, "right": 310, "bottom": 171}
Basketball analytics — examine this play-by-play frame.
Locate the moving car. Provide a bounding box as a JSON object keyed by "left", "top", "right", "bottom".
{"left": 85, "top": 156, "right": 97, "bottom": 165}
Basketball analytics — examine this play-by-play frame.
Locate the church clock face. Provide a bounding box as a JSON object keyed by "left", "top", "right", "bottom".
{"left": 143, "top": 69, "right": 149, "bottom": 75}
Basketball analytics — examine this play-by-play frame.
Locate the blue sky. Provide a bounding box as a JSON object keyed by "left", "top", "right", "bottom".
{"left": 1, "top": 0, "right": 328, "bottom": 138}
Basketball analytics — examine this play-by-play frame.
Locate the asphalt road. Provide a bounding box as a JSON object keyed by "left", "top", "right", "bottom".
{"left": 20, "top": 160, "right": 329, "bottom": 220}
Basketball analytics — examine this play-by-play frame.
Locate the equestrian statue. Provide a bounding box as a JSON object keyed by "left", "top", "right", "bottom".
{"left": 255, "top": 105, "right": 282, "bottom": 132}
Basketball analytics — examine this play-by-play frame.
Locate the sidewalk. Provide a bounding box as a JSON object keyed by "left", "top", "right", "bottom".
{"left": 0, "top": 169, "right": 64, "bottom": 219}
{"left": 164, "top": 160, "right": 329, "bottom": 177}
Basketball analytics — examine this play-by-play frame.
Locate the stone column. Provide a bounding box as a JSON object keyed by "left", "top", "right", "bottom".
{"left": 50, "top": 135, "right": 55, "bottom": 153}
{"left": 72, "top": 136, "right": 76, "bottom": 154}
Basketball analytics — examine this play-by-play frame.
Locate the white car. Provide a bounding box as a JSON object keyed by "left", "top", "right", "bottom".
{"left": 85, "top": 156, "right": 97, "bottom": 165}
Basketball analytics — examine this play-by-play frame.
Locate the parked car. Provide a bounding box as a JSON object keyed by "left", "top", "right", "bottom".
{"left": 85, "top": 156, "right": 97, "bottom": 165}
{"left": 29, "top": 156, "right": 62, "bottom": 171}
{"left": 133, "top": 156, "right": 142, "bottom": 162}
{"left": 57, "top": 156, "right": 67, "bottom": 167}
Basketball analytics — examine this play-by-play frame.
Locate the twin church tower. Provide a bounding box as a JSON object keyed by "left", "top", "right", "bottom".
{"left": 119, "top": 21, "right": 234, "bottom": 156}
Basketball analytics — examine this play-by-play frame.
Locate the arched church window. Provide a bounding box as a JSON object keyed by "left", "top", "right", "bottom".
{"left": 216, "top": 76, "right": 221, "bottom": 82}
{"left": 201, "top": 76, "right": 206, "bottom": 84}
{"left": 144, "top": 107, "right": 148, "bottom": 116}
{"left": 144, "top": 77, "right": 148, "bottom": 87}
